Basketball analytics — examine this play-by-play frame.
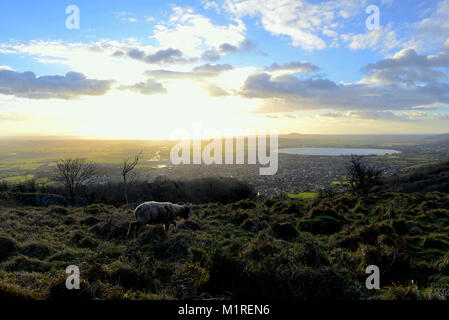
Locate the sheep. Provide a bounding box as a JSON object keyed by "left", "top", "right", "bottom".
{"left": 127, "top": 201, "right": 192, "bottom": 237}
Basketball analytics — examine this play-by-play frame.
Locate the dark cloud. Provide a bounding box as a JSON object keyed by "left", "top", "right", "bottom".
{"left": 241, "top": 73, "right": 337, "bottom": 99}
{"left": 118, "top": 79, "right": 167, "bottom": 95}
{"left": 268, "top": 61, "right": 319, "bottom": 72}
{"left": 201, "top": 49, "right": 221, "bottom": 62}
{"left": 239, "top": 72, "right": 449, "bottom": 113}
{"left": 361, "top": 49, "right": 449, "bottom": 86}
{"left": 201, "top": 39, "right": 265, "bottom": 62}
{"left": 0, "top": 70, "right": 114, "bottom": 100}
{"left": 219, "top": 43, "right": 238, "bottom": 53}
{"left": 113, "top": 48, "right": 189, "bottom": 64}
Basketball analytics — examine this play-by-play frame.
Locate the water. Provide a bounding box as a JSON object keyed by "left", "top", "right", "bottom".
{"left": 278, "top": 147, "right": 401, "bottom": 156}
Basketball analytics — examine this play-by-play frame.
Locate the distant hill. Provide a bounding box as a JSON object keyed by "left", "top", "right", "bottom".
{"left": 382, "top": 160, "right": 449, "bottom": 193}
{"left": 280, "top": 133, "right": 305, "bottom": 139}
{"left": 424, "top": 133, "right": 449, "bottom": 142}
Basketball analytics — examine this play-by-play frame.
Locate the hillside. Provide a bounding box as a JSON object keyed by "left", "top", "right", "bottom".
{"left": 383, "top": 161, "right": 449, "bottom": 193}
{"left": 1, "top": 192, "right": 449, "bottom": 300}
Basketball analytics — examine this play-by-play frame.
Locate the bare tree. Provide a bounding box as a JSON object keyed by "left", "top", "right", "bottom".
{"left": 346, "top": 155, "right": 382, "bottom": 195}
{"left": 55, "top": 158, "right": 97, "bottom": 201}
{"left": 121, "top": 151, "right": 142, "bottom": 204}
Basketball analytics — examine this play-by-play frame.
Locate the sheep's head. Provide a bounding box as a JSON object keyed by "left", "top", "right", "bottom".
{"left": 179, "top": 203, "right": 192, "bottom": 219}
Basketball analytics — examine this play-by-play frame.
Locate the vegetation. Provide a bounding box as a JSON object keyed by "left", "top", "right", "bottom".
{"left": 347, "top": 155, "right": 382, "bottom": 195}
{"left": 382, "top": 160, "right": 449, "bottom": 193}
{"left": 121, "top": 152, "right": 142, "bottom": 205}
{"left": 0, "top": 189, "right": 449, "bottom": 300}
{"left": 55, "top": 159, "right": 97, "bottom": 202}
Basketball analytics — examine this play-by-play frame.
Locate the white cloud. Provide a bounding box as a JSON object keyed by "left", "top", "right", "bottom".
{"left": 152, "top": 6, "right": 246, "bottom": 56}
{"left": 214, "top": 0, "right": 368, "bottom": 50}
{"left": 405, "top": 0, "right": 449, "bottom": 52}
{"left": 341, "top": 25, "right": 400, "bottom": 52}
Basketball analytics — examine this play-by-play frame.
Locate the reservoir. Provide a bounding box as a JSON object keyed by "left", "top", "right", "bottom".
{"left": 278, "top": 147, "right": 401, "bottom": 156}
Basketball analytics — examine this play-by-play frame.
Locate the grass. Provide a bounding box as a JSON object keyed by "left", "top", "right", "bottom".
{"left": 287, "top": 192, "right": 319, "bottom": 199}
{"left": 0, "top": 191, "right": 448, "bottom": 300}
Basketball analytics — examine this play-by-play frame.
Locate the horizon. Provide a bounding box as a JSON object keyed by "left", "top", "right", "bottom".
{"left": 1, "top": 1, "right": 449, "bottom": 138}
{"left": 0, "top": 132, "right": 444, "bottom": 142}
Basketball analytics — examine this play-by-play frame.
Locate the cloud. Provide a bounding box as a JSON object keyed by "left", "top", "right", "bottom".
{"left": 206, "top": 84, "right": 230, "bottom": 96}
{"left": 361, "top": 48, "right": 449, "bottom": 86}
{"left": 410, "top": 0, "right": 449, "bottom": 51}
{"left": 193, "top": 63, "right": 233, "bottom": 73}
{"left": 239, "top": 71, "right": 449, "bottom": 113}
{"left": 144, "top": 64, "right": 233, "bottom": 80}
{"left": 216, "top": 0, "right": 368, "bottom": 50}
{"left": 118, "top": 79, "right": 167, "bottom": 95}
{"left": 114, "top": 12, "right": 139, "bottom": 23}
{"left": 152, "top": 6, "right": 246, "bottom": 57}
{"left": 267, "top": 61, "right": 319, "bottom": 72}
{"left": 201, "top": 39, "right": 262, "bottom": 61}
{"left": 341, "top": 25, "right": 400, "bottom": 52}
{"left": 0, "top": 70, "right": 114, "bottom": 100}
{"left": 320, "top": 110, "right": 449, "bottom": 122}
{"left": 115, "top": 47, "right": 188, "bottom": 64}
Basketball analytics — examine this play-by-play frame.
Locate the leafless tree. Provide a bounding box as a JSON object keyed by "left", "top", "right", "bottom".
{"left": 346, "top": 155, "right": 382, "bottom": 195}
{"left": 121, "top": 151, "right": 142, "bottom": 204}
{"left": 55, "top": 158, "right": 97, "bottom": 201}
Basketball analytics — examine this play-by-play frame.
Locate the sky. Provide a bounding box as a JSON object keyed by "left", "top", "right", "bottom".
{"left": 0, "top": 0, "right": 449, "bottom": 139}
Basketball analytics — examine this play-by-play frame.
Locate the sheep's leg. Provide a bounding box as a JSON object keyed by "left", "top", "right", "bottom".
{"left": 172, "top": 220, "right": 178, "bottom": 233}
{"left": 134, "top": 223, "right": 143, "bottom": 238}
{"left": 127, "top": 221, "right": 137, "bottom": 238}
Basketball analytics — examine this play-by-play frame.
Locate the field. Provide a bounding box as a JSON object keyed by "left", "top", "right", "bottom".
{"left": 287, "top": 192, "right": 319, "bottom": 199}
{"left": 1, "top": 192, "right": 449, "bottom": 300}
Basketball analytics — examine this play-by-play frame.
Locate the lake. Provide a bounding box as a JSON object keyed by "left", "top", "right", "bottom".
{"left": 278, "top": 147, "right": 401, "bottom": 156}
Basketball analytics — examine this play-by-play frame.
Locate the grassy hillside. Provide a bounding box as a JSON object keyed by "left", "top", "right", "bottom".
{"left": 1, "top": 191, "right": 449, "bottom": 300}
{"left": 382, "top": 161, "right": 449, "bottom": 193}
